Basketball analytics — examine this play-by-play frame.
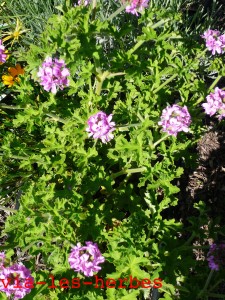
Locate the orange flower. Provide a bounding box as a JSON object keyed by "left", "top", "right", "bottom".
{"left": 2, "top": 64, "right": 24, "bottom": 87}
{"left": 8, "top": 64, "right": 24, "bottom": 77}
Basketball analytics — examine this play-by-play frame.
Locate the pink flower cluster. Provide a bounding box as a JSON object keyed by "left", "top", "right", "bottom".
{"left": 201, "top": 29, "right": 225, "bottom": 55}
{"left": 68, "top": 242, "right": 105, "bottom": 277}
{"left": 207, "top": 243, "right": 225, "bottom": 271}
{"left": 123, "top": 0, "right": 149, "bottom": 15}
{"left": 37, "top": 57, "right": 70, "bottom": 94}
{"left": 78, "top": 0, "right": 91, "bottom": 5}
{"left": 202, "top": 87, "right": 225, "bottom": 120}
{"left": 0, "top": 40, "right": 7, "bottom": 64}
{"left": 158, "top": 104, "right": 191, "bottom": 136}
{"left": 0, "top": 254, "right": 34, "bottom": 299}
{"left": 86, "top": 111, "right": 116, "bottom": 143}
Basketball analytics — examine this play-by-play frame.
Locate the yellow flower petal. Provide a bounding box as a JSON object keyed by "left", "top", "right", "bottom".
{"left": 2, "top": 74, "right": 14, "bottom": 87}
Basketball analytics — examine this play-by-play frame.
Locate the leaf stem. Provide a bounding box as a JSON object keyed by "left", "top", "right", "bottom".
{"left": 153, "top": 74, "right": 177, "bottom": 94}
{"left": 91, "top": 0, "right": 97, "bottom": 21}
{"left": 153, "top": 134, "right": 170, "bottom": 148}
{"left": 128, "top": 18, "right": 170, "bottom": 55}
{"left": 207, "top": 293, "right": 225, "bottom": 299}
{"left": 111, "top": 167, "right": 146, "bottom": 179}
{"left": 195, "top": 74, "right": 222, "bottom": 106}
{"left": 197, "top": 269, "right": 214, "bottom": 299}
{"left": 95, "top": 71, "right": 125, "bottom": 95}
{"left": 95, "top": 71, "right": 110, "bottom": 95}
{"left": 9, "top": 155, "right": 29, "bottom": 160}
{"left": 0, "top": 104, "right": 66, "bottom": 124}
{"left": 107, "top": 5, "right": 125, "bottom": 22}
{"left": 45, "top": 113, "right": 67, "bottom": 124}
{"left": 183, "top": 232, "right": 196, "bottom": 246}
{"left": 208, "top": 74, "right": 222, "bottom": 91}
{"left": 117, "top": 122, "right": 142, "bottom": 131}
{"left": 208, "top": 279, "right": 224, "bottom": 292}
{"left": 107, "top": 72, "right": 125, "bottom": 78}
{"left": 0, "top": 104, "right": 24, "bottom": 110}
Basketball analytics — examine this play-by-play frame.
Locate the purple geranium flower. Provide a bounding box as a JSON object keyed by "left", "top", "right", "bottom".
{"left": 123, "top": 0, "right": 149, "bottom": 15}
{"left": 68, "top": 241, "right": 105, "bottom": 277}
{"left": 158, "top": 104, "right": 191, "bottom": 136}
{"left": 0, "top": 263, "right": 34, "bottom": 299}
{"left": 202, "top": 87, "right": 225, "bottom": 120}
{"left": 201, "top": 29, "right": 225, "bottom": 55}
{"left": 86, "top": 111, "right": 116, "bottom": 143}
{"left": 37, "top": 57, "right": 70, "bottom": 94}
{"left": 207, "top": 243, "right": 225, "bottom": 271}
{"left": 0, "top": 40, "right": 7, "bottom": 64}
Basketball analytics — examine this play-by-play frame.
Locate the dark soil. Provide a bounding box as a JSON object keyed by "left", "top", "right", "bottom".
{"left": 179, "top": 124, "right": 225, "bottom": 225}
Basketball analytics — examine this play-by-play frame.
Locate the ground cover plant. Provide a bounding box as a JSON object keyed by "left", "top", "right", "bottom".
{"left": 1, "top": 0, "right": 225, "bottom": 299}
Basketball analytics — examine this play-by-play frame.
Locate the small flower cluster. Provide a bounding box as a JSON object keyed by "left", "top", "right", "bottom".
{"left": 77, "top": 0, "right": 91, "bottom": 5}
{"left": 0, "top": 39, "right": 7, "bottom": 64}
{"left": 202, "top": 87, "right": 225, "bottom": 120}
{"left": 86, "top": 111, "right": 116, "bottom": 143}
{"left": 207, "top": 243, "right": 225, "bottom": 271}
{"left": 0, "top": 253, "right": 34, "bottom": 299}
{"left": 201, "top": 29, "right": 225, "bottom": 55}
{"left": 2, "top": 64, "right": 24, "bottom": 87}
{"left": 68, "top": 241, "right": 105, "bottom": 277}
{"left": 122, "top": 0, "right": 149, "bottom": 15}
{"left": 37, "top": 57, "right": 70, "bottom": 94}
{"left": 158, "top": 104, "right": 191, "bottom": 136}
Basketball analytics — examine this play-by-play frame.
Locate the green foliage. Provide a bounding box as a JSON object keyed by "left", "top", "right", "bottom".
{"left": 1, "top": 2, "right": 225, "bottom": 300}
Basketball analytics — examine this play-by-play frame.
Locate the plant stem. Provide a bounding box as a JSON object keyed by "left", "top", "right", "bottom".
{"left": 117, "top": 122, "right": 142, "bottom": 131}
{"left": 137, "top": 112, "right": 144, "bottom": 122}
{"left": 151, "top": 18, "right": 170, "bottom": 30}
{"left": 208, "top": 279, "right": 224, "bottom": 292}
{"left": 95, "top": 71, "right": 110, "bottom": 95}
{"left": 208, "top": 74, "right": 222, "bottom": 91}
{"left": 0, "top": 104, "right": 24, "bottom": 110}
{"left": 107, "top": 5, "right": 125, "bottom": 22}
{"left": 153, "top": 74, "right": 177, "bottom": 94}
{"left": 0, "top": 105, "right": 66, "bottom": 124}
{"left": 195, "top": 74, "right": 222, "bottom": 106}
{"left": 183, "top": 232, "right": 196, "bottom": 246}
{"left": 94, "top": 71, "right": 124, "bottom": 95}
{"left": 91, "top": 0, "right": 97, "bottom": 21}
{"left": 197, "top": 269, "right": 214, "bottom": 299}
{"left": 45, "top": 113, "right": 67, "bottom": 124}
{"left": 0, "top": 152, "right": 46, "bottom": 164}
{"left": 111, "top": 167, "right": 146, "bottom": 179}
{"left": 153, "top": 134, "right": 170, "bottom": 148}
{"left": 107, "top": 72, "right": 126, "bottom": 78}
{"left": 128, "top": 18, "right": 170, "bottom": 55}
{"left": 128, "top": 40, "right": 146, "bottom": 56}
{"left": 0, "top": 152, "right": 28, "bottom": 160}
{"left": 207, "top": 293, "right": 225, "bottom": 298}
{"left": 10, "top": 155, "right": 29, "bottom": 160}
{"left": 95, "top": 78, "right": 103, "bottom": 96}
